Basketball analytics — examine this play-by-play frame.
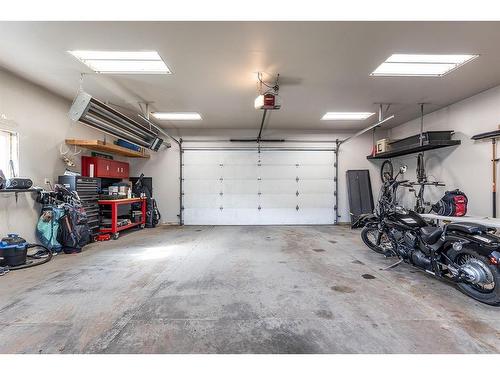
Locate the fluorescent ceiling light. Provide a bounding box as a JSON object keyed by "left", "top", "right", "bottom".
{"left": 152, "top": 112, "right": 202, "bottom": 121}
{"left": 371, "top": 54, "right": 478, "bottom": 77}
{"left": 68, "top": 50, "right": 171, "bottom": 74}
{"left": 386, "top": 54, "right": 478, "bottom": 64}
{"left": 321, "top": 112, "right": 375, "bottom": 121}
{"left": 373, "top": 63, "right": 457, "bottom": 76}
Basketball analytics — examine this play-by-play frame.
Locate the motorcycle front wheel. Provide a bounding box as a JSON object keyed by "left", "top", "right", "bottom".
{"left": 361, "top": 226, "right": 392, "bottom": 255}
{"left": 453, "top": 248, "right": 500, "bottom": 306}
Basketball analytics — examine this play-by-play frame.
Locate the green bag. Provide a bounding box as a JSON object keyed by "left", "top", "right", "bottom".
{"left": 36, "top": 205, "right": 64, "bottom": 252}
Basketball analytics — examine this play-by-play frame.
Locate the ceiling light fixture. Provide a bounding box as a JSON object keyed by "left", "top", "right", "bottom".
{"left": 321, "top": 112, "right": 375, "bottom": 121}
{"left": 68, "top": 50, "right": 171, "bottom": 74}
{"left": 371, "top": 54, "right": 478, "bottom": 77}
{"left": 152, "top": 112, "right": 202, "bottom": 121}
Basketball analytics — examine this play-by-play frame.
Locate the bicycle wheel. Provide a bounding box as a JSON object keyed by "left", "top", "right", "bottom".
{"left": 380, "top": 160, "right": 393, "bottom": 183}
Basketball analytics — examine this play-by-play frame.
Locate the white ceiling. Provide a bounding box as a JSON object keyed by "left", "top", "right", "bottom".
{"left": 1, "top": 21, "right": 500, "bottom": 132}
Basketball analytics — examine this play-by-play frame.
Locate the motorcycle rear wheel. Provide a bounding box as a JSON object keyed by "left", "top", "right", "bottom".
{"left": 361, "top": 226, "right": 392, "bottom": 255}
{"left": 453, "top": 248, "right": 500, "bottom": 306}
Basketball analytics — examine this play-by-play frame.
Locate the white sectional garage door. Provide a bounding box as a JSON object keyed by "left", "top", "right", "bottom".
{"left": 182, "top": 149, "right": 336, "bottom": 225}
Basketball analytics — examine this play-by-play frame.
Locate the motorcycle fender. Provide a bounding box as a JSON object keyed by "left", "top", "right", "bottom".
{"left": 443, "top": 234, "right": 500, "bottom": 265}
{"left": 351, "top": 213, "right": 377, "bottom": 229}
{"left": 440, "top": 234, "right": 468, "bottom": 259}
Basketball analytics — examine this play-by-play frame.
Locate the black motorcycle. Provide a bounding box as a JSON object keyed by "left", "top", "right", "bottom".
{"left": 354, "top": 166, "right": 500, "bottom": 306}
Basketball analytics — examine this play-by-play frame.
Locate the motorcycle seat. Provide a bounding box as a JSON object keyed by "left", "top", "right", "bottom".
{"left": 420, "top": 226, "right": 443, "bottom": 245}
{"left": 446, "top": 222, "right": 487, "bottom": 234}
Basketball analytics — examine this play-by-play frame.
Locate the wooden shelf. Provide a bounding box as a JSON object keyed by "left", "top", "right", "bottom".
{"left": 65, "top": 139, "right": 150, "bottom": 159}
{"left": 367, "top": 140, "right": 461, "bottom": 160}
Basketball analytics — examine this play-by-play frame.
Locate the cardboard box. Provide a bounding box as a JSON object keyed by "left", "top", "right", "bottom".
{"left": 376, "top": 138, "right": 391, "bottom": 154}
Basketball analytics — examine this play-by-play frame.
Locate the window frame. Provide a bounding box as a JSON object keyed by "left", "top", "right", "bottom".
{"left": 0, "top": 128, "right": 20, "bottom": 178}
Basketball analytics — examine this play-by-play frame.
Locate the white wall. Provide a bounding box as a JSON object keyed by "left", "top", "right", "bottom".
{"left": 131, "top": 139, "right": 182, "bottom": 224}
{"left": 388, "top": 85, "right": 500, "bottom": 217}
{"left": 130, "top": 128, "right": 385, "bottom": 224}
{"left": 0, "top": 68, "right": 106, "bottom": 242}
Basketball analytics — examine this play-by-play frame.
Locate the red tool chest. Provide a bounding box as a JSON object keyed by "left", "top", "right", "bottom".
{"left": 81, "top": 156, "right": 130, "bottom": 179}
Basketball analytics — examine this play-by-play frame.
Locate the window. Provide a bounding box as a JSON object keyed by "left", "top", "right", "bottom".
{"left": 0, "top": 129, "right": 19, "bottom": 178}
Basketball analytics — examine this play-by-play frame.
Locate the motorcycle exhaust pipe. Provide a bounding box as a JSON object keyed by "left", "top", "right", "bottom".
{"left": 411, "top": 250, "right": 432, "bottom": 270}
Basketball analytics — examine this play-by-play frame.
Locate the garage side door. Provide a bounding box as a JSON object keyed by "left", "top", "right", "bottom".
{"left": 182, "top": 149, "right": 335, "bottom": 225}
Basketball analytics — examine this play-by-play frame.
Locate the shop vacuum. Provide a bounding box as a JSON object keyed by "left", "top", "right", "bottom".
{"left": 0, "top": 234, "right": 53, "bottom": 276}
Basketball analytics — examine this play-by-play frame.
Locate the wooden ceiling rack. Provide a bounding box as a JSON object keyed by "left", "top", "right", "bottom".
{"left": 65, "top": 139, "right": 150, "bottom": 159}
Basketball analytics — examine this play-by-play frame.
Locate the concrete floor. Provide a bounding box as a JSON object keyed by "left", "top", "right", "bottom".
{"left": 0, "top": 225, "right": 499, "bottom": 353}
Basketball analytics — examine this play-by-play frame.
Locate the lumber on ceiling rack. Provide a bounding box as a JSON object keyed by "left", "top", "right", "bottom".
{"left": 65, "top": 139, "right": 150, "bottom": 159}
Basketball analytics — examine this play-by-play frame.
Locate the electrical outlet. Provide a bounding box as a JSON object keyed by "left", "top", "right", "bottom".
{"left": 44, "top": 178, "right": 51, "bottom": 185}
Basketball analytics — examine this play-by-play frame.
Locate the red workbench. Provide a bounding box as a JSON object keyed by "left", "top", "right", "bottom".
{"left": 98, "top": 197, "right": 146, "bottom": 239}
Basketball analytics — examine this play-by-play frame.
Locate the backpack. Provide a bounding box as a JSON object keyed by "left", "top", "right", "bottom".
{"left": 132, "top": 175, "right": 160, "bottom": 228}
{"left": 432, "top": 189, "right": 468, "bottom": 217}
{"left": 58, "top": 204, "right": 91, "bottom": 253}
{"left": 152, "top": 199, "right": 161, "bottom": 227}
{"left": 143, "top": 198, "right": 161, "bottom": 228}
{"left": 36, "top": 205, "right": 65, "bottom": 252}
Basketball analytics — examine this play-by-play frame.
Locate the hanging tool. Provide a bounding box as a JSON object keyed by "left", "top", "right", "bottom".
{"left": 494, "top": 138, "right": 498, "bottom": 218}
{"left": 471, "top": 129, "right": 500, "bottom": 218}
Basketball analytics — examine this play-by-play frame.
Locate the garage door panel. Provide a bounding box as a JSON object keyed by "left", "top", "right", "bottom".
{"left": 261, "top": 151, "right": 333, "bottom": 165}
{"left": 259, "top": 179, "right": 297, "bottom": 193}
{"left": 226, "top": 209, "right": 260, "bottom": 224}
{"left": 183, "top": 180, "right": 221, "bottom": 194}
{"left": 183, "top": 208, "right": 223, "bottom": 225}
{"left": 183, "top": 150, "right": 335, "bottom": 225}
{"left": 221, "top": 194, "right": 258, "bottom": 208}
{"left": 298, "top": 180, "right": 335, "bottom": 194}
{"left": 298, "top": 193, "right": 335, "bottom": 208}
{"left": 184, "top": 208, "right": 335, "bottom": 225}
{"left": 183, "top": 166, "right": 221, "bottom": 180}
{"left": 183, "top": 193, "right": 221, "bottom": 208}
{"left": 259, "top": 165, "right": 299, "bottom": 179}
{"left": 223, "top": 180, "right": 259, "bottom": 194}
{"left": 298, "top": 166, "right": 334, "bottom": 179}
{"left": 223, "top": 165, "right": 258, "bottom": 179}
{"left": 184, "top": 208, "right": 261, "bottom": 225}
{"left": 255, "top": 208, "right": 334, "bottom": 225}
{"left": 183, "top": 151, "right": 222, "bottom": 165}
{"left": 257, "top": 209, "right": 299, "bottom": 224}
{"left": 222, "top": 152, "right": 257, "bottom": 164}
{"left": 259, "top": 193, "right": 297, "bottom": 208}
{"left": 296, "top": 208, "right": 335, "bottom": 224}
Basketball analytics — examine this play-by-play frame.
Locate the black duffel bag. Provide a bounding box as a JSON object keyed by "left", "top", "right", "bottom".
{"left": 432, "top": 189, "right": 468, "bottom": 217}
{"left": 58, "top": 204, "right": 91, "bottom": 253}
